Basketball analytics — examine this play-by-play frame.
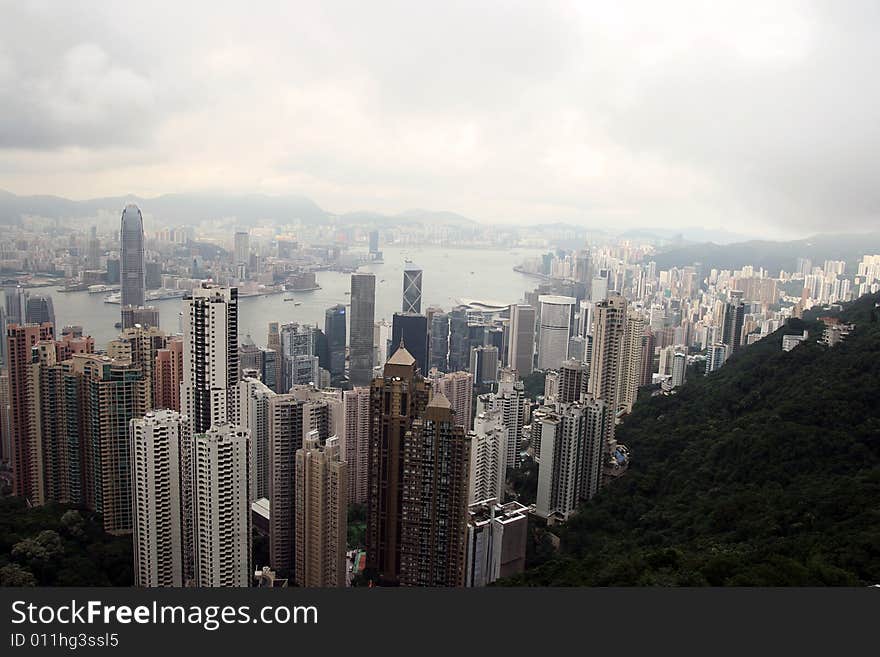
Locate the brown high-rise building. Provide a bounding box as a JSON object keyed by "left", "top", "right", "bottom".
{"left": 295, "top": 432, "right": 347, "bottom": 587}
{"left": 398, "top": 391, "right": 470, "bottom": 587}
{"left": 367, "top": 345, "right": 470, "bottom": 587}
{"left": 268, "top": 394, "right": 331, "bottom": 577}
{"left": 108, "top": 325, "right": 167, "bottom": 410}
{"left": 6, "top": 322, "right": 54, "bottom": 502}
{"left": 155, "top": 337, "right": 184, "bottom": 411}
{"left": 366, "top": 345, "right": 431, "bottom": 585}
{"left": 639, "top": 329, "right": 655, "bottom": 387}
{"left": 558, "top": 359, "right": 585, "bottom": 404}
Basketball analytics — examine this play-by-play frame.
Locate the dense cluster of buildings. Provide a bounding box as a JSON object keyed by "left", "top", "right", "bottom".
{"left": 2, "top": 203, "right": 880, "bottom": 587}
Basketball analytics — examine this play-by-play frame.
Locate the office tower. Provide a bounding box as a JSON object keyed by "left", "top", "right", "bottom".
{"left": 120, "top": 204, "right": 146, "bottom": 315}
{"left": 154, "top": 337, "right": 183, "bottom": 411}
{"left": 640, "top": 329, "right": 655, "bottom": 386}
{"left": 366, "top": 345, "right": 432, "bottom": 585}
{"left": 591, "top": 269, "right": 609, "bottom": 301}
{"left": 349, "top": 272, "right": 376, "bottom": 385}
{"left": 536, "top": 295, "right": 575, "bottom": 371}
{"left": 429, "top": 311, "right": 450, "bottom": 372}
{"left": 470, "top": 345, "right": 499, "bottom": 386}
{"left": 507, "top": 304, "right": 536, "bottom": 377}
{"left": 705, "top": 343, "right": 728, "bottom": 375}
{"left": 373, "top": 319, "right": 392, "bottom": 369}
{"left": 191, "top": 422, "right": 252, "bottom": 587}
{"left": 108, "top": 324, "right": 167, "bottom": 410}
{"left": 468, "top": 409, "right": 507, "bottom": 503}
{"left": 145, "top": 261, "right": 162, "bottom": 290}
{"left": 237, "top": 377, "right": 275, "bottom": 501}
{"left": 106, "top": 257, "right": 120, "bottom": 284}
{"left": 268, "top": 394, "right": 331, "bottom": 576}
{"left": 671, "top": 352, "right": 688, "bottom": 388}
{"left": 464, "top": 500, "right": 528, "bottom": 587}
{"left": 618, "top": 312, "right": 646, "bottom": 414}
{"left": 324, "top": 304, "right": 347, "bottom": 382}
{"left": 279, "top": 323, "right": 319, "bottom": 391}
{"left": 722, "top": 291, "right": 745, "bottom": 354}
{"left": 295, "top": 432, "right": 347, "bottom": 587}
{"left": 261, "top": 348, "right": 279, "bottom": 392}
{"left": 535, "top": 399, "right": 611, "bottom": 520}
{"left": 24, "top": 294, "right": 55, "bottom": 328}
{"left": 427, "top": 369, "right": 474, "bottom": 432}
{"left": 182, "top": 284, "right": 239, "bottom": 435}
{"left": 87, "top": 226, "right": 101, "bottom": 269}
{"left": 343, "top": 387, "right": 370, "bottom": 505}
{"left": 558, "top": 359, "right": 586, "bottom": 404}
{"left": 131, "top": 410, "right": 186, "bottom": 587}
{"left": 575, "top": 249, "right": 592, "bottom": 286}
{"left": 6, "top": 322, "right": 54, "bottom": 502}
{"left": 3, "top": 286, "right": 26, "bottom": 327}
{"left": 234, "top": 231, "right": 249, "bottom": 268}
{"left": 397, "top": 392, "right": 470, "bottom": 587}
{"left": 402, "top": 262, "right": 423, "bottom": 314}
{"left": 368, "top": 230, "right": 380, "bottom": 255}
{"left": 121, "top": 305, "right": 160, "bottom": 330}
{"left": 447, "top": 307, "right": 470, "bottom": 372}
{"left": 267, "top": 322, "right": 281, "bottom": 353}
{"left": 391, "top": 312, "right": 429, "bottom": 374}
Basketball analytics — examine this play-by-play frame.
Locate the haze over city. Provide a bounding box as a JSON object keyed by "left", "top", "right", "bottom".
{"left": 3, "top": 1, "right": 880, "bottom": 238}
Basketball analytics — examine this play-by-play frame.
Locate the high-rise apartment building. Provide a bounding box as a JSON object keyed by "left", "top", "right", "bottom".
{"left": 366, "top": 346, "right": 431, "bottom": 585}
{"left": 236, "top": 377, "right": 275, "bottom": 502}
{"left": 535, "top": 399, "right": 611, "bottom": 520}
{"left": 191, "top": 422, "right": 252, "bottom": 587}
{"left": 398, "top": 392, "right": 470, "bottom": 587}
{"left": 295, "top": 432, "right": 347, "bottom": 587}
{"left": 108, "top": 325, "right": 167, "bottom": 410}
{"left": 402, "top": 262, "right": 423, "bottom": 314}
{"left": 120, "top": 204, "right": 146, "bottom": 319}
{"left": 349, "top": 273, "right": 376, "bottom": 385}
{"left": 131, "top": 410, "right": 186, "bottom": 587}
{"left": 468, "top": 409, "right": 507, "bottom": 503}
{"left": 343, "top": 386, "right": 370, "bottom": 505}
{"left": 476, "top": 368, "right": 525, "bottom": 469}
{"left": 464, "top": 499, "right": 528, "bottom": 587}
{"left": 537, "top": 295, "right": 575, "bottom": 371}
{"left": 427, "top": 369, "right": 473, "bottom": 432}
{"left": 182, "top": 284, "right": 239, "bottom": 435}
{"left": 618, "top": 312, "right": 646, "bottom": 414}
{"left": 154, "top": 337, "right": 183, "bottom": 411}
{"left": 6, "top": 322, "right": 54, "bottom": 502}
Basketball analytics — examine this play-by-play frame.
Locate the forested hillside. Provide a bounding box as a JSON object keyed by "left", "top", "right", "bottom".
{"left": 504, "top": 294, "right": 880, "bottom": 585}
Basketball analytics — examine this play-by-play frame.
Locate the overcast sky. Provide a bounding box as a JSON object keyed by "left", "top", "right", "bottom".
{"left": 1, "top": 1, "right": 878, "bottom": 237}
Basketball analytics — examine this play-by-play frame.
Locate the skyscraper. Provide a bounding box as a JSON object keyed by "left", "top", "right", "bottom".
{"left": 507, "top": 304, "right": 537, "bottom": 376}
{"left": 427, "top": 369, "right": 474, "bottom": 432}
{"left": 469, "top": 345, "right": 499, "bottom": 386}
{"left": 722, "top": 291, "right": 745, "bottom": 355}
{"left": 391, "top": 312, "right": 429, "bottom": 374}
{"left": 120, "top": 204, "right": 146, "bottom": 316}
{"left": 181, "top": 284, "right": 239, "bottom": 435}
{"left": 536, "top": 295, "right": 575, "bottom": 371}
{"left": 477, "top": 368, "right": 525, "bottom": 469}
{"left": 468, "top": 409, "right": 507, "bottom": 503}
{"left": 366, "top": 345, "right": 431, "bottom": 585}
{"left": 464, "top": 500, "right": 528, "bottom": 587}
{"left": 429, "top": 310, "right": 450, "bottom": 372}
{"left": 349, "top": 272, "right": 376, "bottom": 385}
{"left": 24, "top": 294, "right": 55, "bottom": 328}
{"left": 587, "top": 294, "right": 627, "bottom": 406}
{"left": 154, "top": 337, "right": 183, "bottom": 411}
{"left": 324, "top": 304, "right": 347, "bottom": 382}
{"left": 295, "top": 432, "right": 347, "bottom": 587}
{"left": 398, "top": 392, "right": 470, "bottom": 587}
{"left": 234, "top": 231, "right": 249, "bottom": 267}
{"left": 402, "top": 262, "right": 423, "bottom": 314}
{"left": 618, "top": 312, "right": 646, "bottom": 414}
{"left": 191, "top": 422, "right": 252, "bottom": 587}
{"left": 108, "top": 324, "right": 167, "bottom": 410}
{"left": 343, "top": 386, "right": 370, "bottom": 505}
{"left": 535, "top": 399, "right": 611, "bottom": 520}
{"left": 131, "top": 410, "right": 186, "bottom": 587}
{"left": 558, "top": 359, "right": 586, "bottom": 404}
{"left": 236, "top": 377, "right": 275, "bottom": 502}
{"left": 6, "top": 322, "right": 54, "bottom": 502}
{"left": 705, "top": 343, "right": 728, "bottom": 375}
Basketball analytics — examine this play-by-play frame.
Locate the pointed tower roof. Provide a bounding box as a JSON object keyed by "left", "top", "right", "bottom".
{"left": 427, "top": 390, "right": 452, "bottom": 409}
{"left": 387, "top": 343, "right": 416, "bottom": 367}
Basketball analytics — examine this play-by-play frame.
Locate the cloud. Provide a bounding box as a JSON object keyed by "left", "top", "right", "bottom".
{"left": 0, "top": 1, "right": 879, "bottom": 237}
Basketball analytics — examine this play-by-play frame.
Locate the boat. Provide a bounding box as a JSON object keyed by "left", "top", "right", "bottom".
{"left": 294, "top": 302, "right": 302, "bottom": 306}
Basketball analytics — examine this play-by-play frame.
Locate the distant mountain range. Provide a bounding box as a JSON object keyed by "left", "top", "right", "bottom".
{"left": 651, "top": 232, "right": 880, "bottom": 273}
{"left": 0, "top": 189, "right": 478, "bottom": 228}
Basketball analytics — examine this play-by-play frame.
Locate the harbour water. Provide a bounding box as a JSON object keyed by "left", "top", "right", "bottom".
{"left": 48, "top": 245, "right": 545, "bottom": 347}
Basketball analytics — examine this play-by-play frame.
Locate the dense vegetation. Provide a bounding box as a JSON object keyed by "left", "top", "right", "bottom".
{"left": 503, "top": 294, "right": 880, "bottom": 585}
{"left": 0, "top": 498, "right": 132, "bottom": 586}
